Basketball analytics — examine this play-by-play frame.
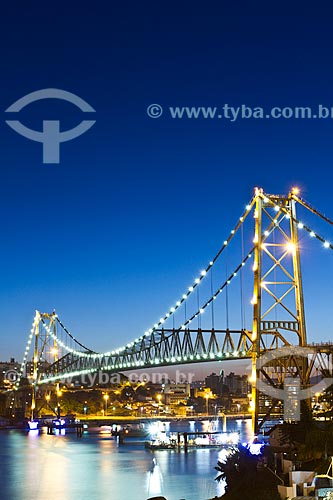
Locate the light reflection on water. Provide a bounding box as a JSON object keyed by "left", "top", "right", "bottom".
{"left": 0, "top": 419, "right": 252, "bottom": 500}
{"left": 147, "top": 459, "right": 164, "bottom": 496}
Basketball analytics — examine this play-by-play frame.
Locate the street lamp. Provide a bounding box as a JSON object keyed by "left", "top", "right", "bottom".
{"left": 157, "top": 394, "right": 162, "bottom": 416}
{"left": 103, "top": 394, "right": 109, "bottom": 415}
{"left": 56, "top": 388, "right": 62, "bottom": 418}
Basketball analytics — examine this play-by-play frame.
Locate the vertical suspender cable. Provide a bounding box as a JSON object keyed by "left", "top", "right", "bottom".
{"left": 211, "top": 267, "right": 215, "bottom": 329}
{"left": 197, "top": 287, "right": 201, "bottom": 329}
{"left": 225, "top": 252, "right": 229, "bottom": 330}
{"left": 240, "top": 223, "right": 245, "bottom": 329}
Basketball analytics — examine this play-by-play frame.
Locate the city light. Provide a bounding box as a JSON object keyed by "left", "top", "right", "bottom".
{"left": 103, "top": 394, "right": 109, "bottom": 414}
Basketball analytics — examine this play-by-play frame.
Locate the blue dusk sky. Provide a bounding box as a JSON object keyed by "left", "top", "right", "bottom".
{"left": 0, "top": 4, "right": 333, "bottom": 378}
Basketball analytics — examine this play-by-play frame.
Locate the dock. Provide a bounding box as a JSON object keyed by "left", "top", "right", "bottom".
{"left": 46, "top": 421, "right": 84, "bottom": 437}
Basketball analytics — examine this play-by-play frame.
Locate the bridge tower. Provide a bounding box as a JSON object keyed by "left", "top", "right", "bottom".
{"left": 31, "top": 312, "right": 58, "bottom": 419}
{"left": 251, "top": 188, "right": 307, "bottom": 434}
{"left": 10, "top": 310, "right": 95, "bottom": 418}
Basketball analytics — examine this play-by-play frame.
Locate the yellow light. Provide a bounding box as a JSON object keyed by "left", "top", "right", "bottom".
{"left": 45, "top": 394, "right": 51, "bottom": 401}
{"left": 51, "top": 348, "right": 58, "bottom": 355}
{"left": 103, "top": 394, "right": 109, "bottom": 401}
{"left": 286, "top": 242, "right": 296, "bottom": 254}
{"left": 292, "top": 187, "right": 300, "bottom": 195}
{"left": 57, "top": 390, "right": 62, "bottom": 397}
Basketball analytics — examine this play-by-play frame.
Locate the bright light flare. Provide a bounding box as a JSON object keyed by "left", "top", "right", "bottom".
{"left": 285, "top": 242, "right": 296, "bottom": 254}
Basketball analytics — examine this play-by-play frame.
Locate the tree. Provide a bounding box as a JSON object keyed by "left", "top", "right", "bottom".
{"left": 215, "top": 445, "right": 257, "bottom": 492}
{"left": 214, "top": 445, "right": 280, "bottom": 500}
{"left": 120, "top": 385, "right": 135, "bottom": 401}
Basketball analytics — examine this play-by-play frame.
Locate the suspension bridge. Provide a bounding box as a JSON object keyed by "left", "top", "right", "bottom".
{"left": 8, "top": 187, "right": 333, "bottom": 434}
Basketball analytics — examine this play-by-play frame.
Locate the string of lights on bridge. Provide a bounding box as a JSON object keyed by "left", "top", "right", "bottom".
{"left": 10, "top": 190, "right": 333, "bottom": 398}
{"left": 141, "top": 196, "right": 256, "bottom": 336}
{"left": 10, "top": 312, "right": 40, "bottom": 409}
{"left": 37, "top": 245, "right": 255, "bottom": 361}
{"left": 9, "top": 195, "right": 255, "bottom": 395}
{"left": 281, "top": 196, "right": 333, "bottom": 250}
{"left": 26, "top": 197, "right": 257, "bottom": 358}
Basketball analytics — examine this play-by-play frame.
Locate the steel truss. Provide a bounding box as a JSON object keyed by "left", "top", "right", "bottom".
{"left": 40, "top": 328, "right": 294, "bottom": 382}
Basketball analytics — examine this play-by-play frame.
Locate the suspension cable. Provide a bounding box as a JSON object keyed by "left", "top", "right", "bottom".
{"left": 55, "top": 316, "right": 95, "bottom": 353}
{"left": 279, "top": 205, "right": 333, "bottom": 251}
{"left": 172, "top": 249, "right": 254, "bottom": 334}
{"left": 143, "top": 196, "right": 256, "bottom": 337}
{"left": 292, "top": 194, "right": 333, "bottom": 227}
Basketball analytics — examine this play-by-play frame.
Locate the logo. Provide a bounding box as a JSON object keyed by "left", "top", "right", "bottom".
{"left": 5, "top": 88, "right": 96, "bottom": 164}
{"left": 5, "top": 369, "right": 18, "bottom": 383}
{"left": 147, "top": 104, "right": 163, "bottom": 118}
{"left": 256, "top": 345, "right": 333, "bottom": 421}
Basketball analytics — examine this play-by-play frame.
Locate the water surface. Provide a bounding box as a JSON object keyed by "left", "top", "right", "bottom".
{"left": 0, "top": 419, "right": 252, "bottom": 500}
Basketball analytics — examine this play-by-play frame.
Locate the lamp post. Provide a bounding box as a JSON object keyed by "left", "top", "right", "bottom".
{"left": 103, "top": 394, "right": 109, "bottom": 415}
{"left": 157, "top": 394, "right": 162, "bottom": 416}
{"left": 315, "top": 392, "right": 320, "bottom": 405}
{"left": 56, "top": 388, "right": 62, "bottom": 419}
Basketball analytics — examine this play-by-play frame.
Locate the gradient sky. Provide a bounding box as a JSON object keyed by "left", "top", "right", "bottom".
{"left": 0, "top": 4, "right": 333, "bottom": 379}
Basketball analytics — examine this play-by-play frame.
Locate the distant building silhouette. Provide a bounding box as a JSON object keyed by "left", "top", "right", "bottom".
{"left": 224, "top": 372, "right": 251, "bottom": 395}
{"left": 205, "top": 372, "right": 224, "bottom": 395}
